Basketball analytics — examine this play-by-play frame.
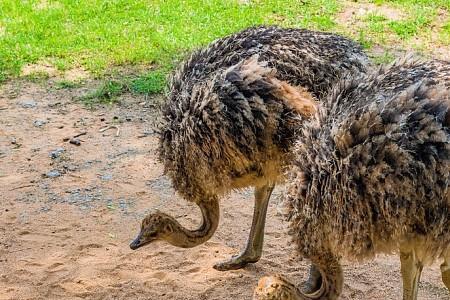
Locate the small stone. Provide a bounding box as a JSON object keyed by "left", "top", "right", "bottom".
{"left": 48, "top": 102, "right": 61, "bottom": 108}
{"left": 57, "top": 125, "right": 64, "bottom": 129}
{"left": 101, "top": 174, "right": 113, "bottom": 181}
{"left": 46, "top": 170, "right": 61, "bottom": 178}
{"left": 69, "top": 138, "right": 81, "bottom": 146}
{"left": 20, "top": 99, "right": 37, "bottom": 108}
{"left": 49, "top": 147, "right": 65, "bottom": 159}
{"left": 33, "top": 120, "right": 47, "bottom": 127}
{"left": 64, "top": 165, "right": 78, "bottom": 172}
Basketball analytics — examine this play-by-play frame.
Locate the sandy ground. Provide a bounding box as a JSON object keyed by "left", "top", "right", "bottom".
{"left": 0, "top": 80, "right": 449, "bottom": 300}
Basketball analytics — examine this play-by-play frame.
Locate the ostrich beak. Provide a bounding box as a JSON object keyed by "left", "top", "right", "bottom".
{"left": 130, "top": 233, "right": 144, "bottom": 250}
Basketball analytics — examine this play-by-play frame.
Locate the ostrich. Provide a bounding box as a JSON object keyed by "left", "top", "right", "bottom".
{"left": 254, "top": 57, "right": 450, "bottom": 300}
{"left": 129, "top": 26, "right": 369, "bottom": 274}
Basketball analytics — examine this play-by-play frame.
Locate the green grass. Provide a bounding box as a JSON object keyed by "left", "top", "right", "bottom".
{"left": 442, "top": 21, "right": 450, "bottom": 45}
{"left": 363, "top": 10, "right": 433, "bottom": 41}
{"left": 55, "top": 80, "right": 82, "bottom": 89}
{"left": 80, "top": 80, "right": 125, "bottom": 106}
{"left": 388, "top": 8, "right": 434, "bottom": 39}
{"left": 78, "top": 70, "right": 167, "bottom": 106}
{"left": 0, "top": 0, "right": 340, "bottom": 80}
{"left": 341, "top": 0, "right": 449, "bottom": 57}
{"left": 130, "top": 70, "right": 166, "bottom": 95}
{"left": 373, "top": 0, "right": 450, "bottom": 10}
{"left": 0, "top": 0, "right": 449, "bottom": 103}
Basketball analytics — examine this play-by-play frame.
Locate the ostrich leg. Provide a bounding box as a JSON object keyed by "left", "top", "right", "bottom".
{"left": 214, "top": 183, "right": 275, "bottom": 271}
{"left": 441, "top": 251, "right": 450, "bottom": 291}
{"left": 400, "top": 249, "right": 423, "bottom": 300}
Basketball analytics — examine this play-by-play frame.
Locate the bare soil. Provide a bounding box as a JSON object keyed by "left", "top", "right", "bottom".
{"left": 0, "top": 79, "right": 448, "bottom": 300}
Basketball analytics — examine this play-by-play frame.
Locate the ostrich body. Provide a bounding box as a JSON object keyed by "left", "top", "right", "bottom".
{"left": 130, "top": 26, "right": 368, "bottom": 271}
{"left": 254, "top": 58, "right": 450, "bottom": 300}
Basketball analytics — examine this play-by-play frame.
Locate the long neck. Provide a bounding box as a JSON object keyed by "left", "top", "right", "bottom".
{"left": 166, "top": 197, "right": 220, "bottom": 248}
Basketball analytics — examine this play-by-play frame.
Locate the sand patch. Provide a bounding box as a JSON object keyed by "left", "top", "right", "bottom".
{"left": 0, "top": 79, "right": 448, "bottom": 300}
{"left": 337, "top": 1, "right": 405, "bottom": 31}
{"left": 21, "top": 62, "right": 59, "bottom": 78}
{"left": 63, "top": 67, "right": 90, "bottom": 82}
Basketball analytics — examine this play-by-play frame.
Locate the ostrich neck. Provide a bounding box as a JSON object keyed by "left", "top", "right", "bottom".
{"left": 166, "top": 197, "right": 220, "bottom": 248}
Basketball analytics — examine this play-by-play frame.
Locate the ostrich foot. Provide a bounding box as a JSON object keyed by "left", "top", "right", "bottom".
{"left": 253, "top": 276, "right": 300, "bottom": 300}
{"left": 213, "top": 251, "right": 260, "bottom": 271}
{"left": 214, "top": 183, "right": 275, "bottom": 271}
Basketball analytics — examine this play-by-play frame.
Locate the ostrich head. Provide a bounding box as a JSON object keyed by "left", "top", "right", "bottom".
{"left": 130, "top": 212, "right": 175, "bottom": 250}
{"left": 130, "top": 198, "right": 220, "bottom": 250}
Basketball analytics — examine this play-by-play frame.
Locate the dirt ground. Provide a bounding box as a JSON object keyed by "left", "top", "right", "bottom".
{"left": 0, "top": 79, "right": 449, "bottom": 300}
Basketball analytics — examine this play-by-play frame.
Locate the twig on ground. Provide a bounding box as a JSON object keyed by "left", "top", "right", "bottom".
{"left": 10, "top": 184, "right": 35, "bottom": 191}
{"left": 68, "top": 174, "right": 83, "bottom": 179}
{"left": 73, "top": 131, "right": 87, "bottom": 138}
{"left": 99, "top": 125, "right": 120, "bottom": 137}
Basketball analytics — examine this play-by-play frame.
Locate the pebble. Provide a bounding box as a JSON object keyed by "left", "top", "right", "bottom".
{"left": 46, "top": 170, "right": 61, "bottom": 178}
{"left": 101, "top": 174, "right": 113, "bottom": 181}
{"left": 63, "top": 164, "right": 78, "bottom": 172}
{"left": 20, "top": 99, "right": 37, "bottom": 108}
{"left": 33, "top": 120, "right": 47, "bottom": 127}
{"left": 69, "top": 138, "right": 81, "bottom": 146}
{"left": 49, "top": 147, "right": 65, "bottom": 159}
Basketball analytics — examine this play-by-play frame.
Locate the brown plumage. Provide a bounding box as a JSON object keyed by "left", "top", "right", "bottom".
{"left": 130, "top": 25, "right": 369, "bottom": 271}
{"left": 254, "top": 57, "right": 450, "bottom": 300}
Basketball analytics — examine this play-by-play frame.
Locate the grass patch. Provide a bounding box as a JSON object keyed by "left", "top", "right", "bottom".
{"left": 388, "top": 14, "right": 432, "bottom": 39}
{"left": 130, "top": 71, "right": 166, "bottom": 95}
{"left": 0, "top": 70, "right": 6, "bottom": 83}
{"left": 373, "top": 0, "right": 450, "bottom": 10}
{"left": 356, "top": 30, "right": 371, "bottom": 49}
{"left": 80, "top": 80, "right": 125, "bottom": 106}
{"left": 79, "top": 70, "right": 167, "bottom": 107}
{"left": 0, "top": 0, "right": 341, "bottom": 81}
{"left": 441, "top": 21, "right": 450, "bottom": 45}
{"left": 340, "top": 0, "right": 447, "bottom": 53}
{"left": 55, "top": 80, "right": 82, "bottom": 89}
{"left": 1, "top": 0, "right": 448, "bottom": 91}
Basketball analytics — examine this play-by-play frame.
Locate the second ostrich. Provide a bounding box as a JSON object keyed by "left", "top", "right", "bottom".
{"left": 129, "top": 26, "right": 368, "bottom": 273}
{"left": 254, "top": 58, "right": 450, "bottom": 300}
